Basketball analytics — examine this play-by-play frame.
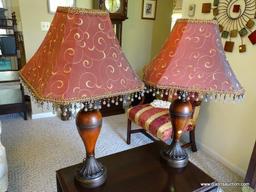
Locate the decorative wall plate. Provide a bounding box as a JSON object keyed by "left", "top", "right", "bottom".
{"left": 202, "top": 0, "right": 256, "bottom": 53}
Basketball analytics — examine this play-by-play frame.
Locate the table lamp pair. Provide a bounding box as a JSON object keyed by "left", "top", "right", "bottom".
{"left": 19, "top": 7, "right": 244, "bottom": 188}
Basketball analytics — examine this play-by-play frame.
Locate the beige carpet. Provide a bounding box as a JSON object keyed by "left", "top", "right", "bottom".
{"left": 0, "top": 113, "right": 244, "bottom": 192}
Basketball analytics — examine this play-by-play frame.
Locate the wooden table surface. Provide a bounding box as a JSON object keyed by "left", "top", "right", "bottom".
{"left": 56, "top": 142, "right": 216, "bottom": 192}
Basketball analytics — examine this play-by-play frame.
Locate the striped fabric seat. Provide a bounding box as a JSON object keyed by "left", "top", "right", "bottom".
{"left": 127, "top": 104, "right": 196, "bottom": 142}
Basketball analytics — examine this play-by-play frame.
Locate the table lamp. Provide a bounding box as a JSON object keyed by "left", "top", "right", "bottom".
{"left": 143, "top": 19, "right": 245, "bottom": 168}
{"left": 20, "top": 7, "right": 144, "bottom": 188}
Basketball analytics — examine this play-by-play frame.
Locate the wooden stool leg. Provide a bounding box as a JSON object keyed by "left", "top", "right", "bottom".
{"left": 127, "top": 119, "right": 132, "bottom": 144}
{"left": 21, "top": 85, "right": 28, "bottom": 120}
{"left": 190, "top": 128, "right": 197, "bottom": 152}
{"left": 23, "top": 103, "right": 28, "bottom": 120}
{"left": 23, "top": 111, "right": 27, "bottom": 120}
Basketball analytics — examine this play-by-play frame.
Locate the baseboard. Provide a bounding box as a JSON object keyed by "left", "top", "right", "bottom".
{"left": 181, "top": 134, "right": 246, "bottom": 177}
{"left": 32, "top": 112, "right": 56, "bottom": 119}
{"left": 198, "top": 141, "right": 246, "bottom": 177}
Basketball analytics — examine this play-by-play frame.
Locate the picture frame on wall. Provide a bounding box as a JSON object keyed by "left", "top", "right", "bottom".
{"left": 48, "top": 0, "right": 76, "bottom": 13}
{"left": 142, "top": 0, "right": 157, "bottom": 20}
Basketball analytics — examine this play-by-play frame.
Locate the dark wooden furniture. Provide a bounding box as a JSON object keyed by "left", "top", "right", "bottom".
{"left": 56, "top": 142, "right": 217, "bottom": 192}
{"left": 0, "top": 12, "right": 28, "bottom": 119}
{"left": 100, "top": 103, "right": 125, "bottom": 117}
{"left": 0, "top": 71, "right": 28, "bottom": 119}
{"left": 245, "top": 141, "right": 256, "bottom": 189}
{"left": 0, "top": 12, "right": 25, "bottom": 70}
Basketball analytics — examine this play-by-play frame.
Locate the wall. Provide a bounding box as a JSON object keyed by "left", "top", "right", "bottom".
{"left": 123, "top": 0, "right": 174, "bottom": 76}
{"left": 122, "top": 0, "right": 154, "bottom": 77}
{"left": 151, "top": 0, "right": 173, "bottom": 58}
{"left": 182, "top": 0, "right": 256, "bottom": 176}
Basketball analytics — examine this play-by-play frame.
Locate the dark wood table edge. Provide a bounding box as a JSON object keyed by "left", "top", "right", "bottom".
{"left": 56, "top": 142, "right": 217, "bottom": 192}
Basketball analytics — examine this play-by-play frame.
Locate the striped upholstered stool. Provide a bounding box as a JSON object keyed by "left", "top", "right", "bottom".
{"left": 127, "top": 103, "right": 200, "bottom": 152}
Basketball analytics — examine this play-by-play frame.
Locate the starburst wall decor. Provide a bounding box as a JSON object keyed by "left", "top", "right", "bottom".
{"left": 202, "top": 0, "right": 256, "bottom": 53}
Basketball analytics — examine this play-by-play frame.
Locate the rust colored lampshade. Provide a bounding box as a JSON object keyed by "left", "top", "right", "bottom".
{"left": 20, "top": 7, "right": 143, "bottom": 107}
{"left": 144, "top": 19, "right": 244, "bottom": 100}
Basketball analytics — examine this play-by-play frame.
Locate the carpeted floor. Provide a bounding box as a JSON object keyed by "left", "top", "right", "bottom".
{"left": 0, "top": 113, "right": 245, "bottom": 192}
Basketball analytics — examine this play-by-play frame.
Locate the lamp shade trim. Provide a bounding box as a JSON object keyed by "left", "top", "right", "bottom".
{"left": 20, "top": 6, "right": 144, "bottom": 106}
{"left": 175, "top": 19, "right": 218, "bottom": 24}
{"left": 20, "top": 75, "right": 144, "bottom": 106}
{"left": 57, "top": 7, "right": 109, "bottom": 15}
{"left": 144, "top": 82, "right": 244, "bottom": 98}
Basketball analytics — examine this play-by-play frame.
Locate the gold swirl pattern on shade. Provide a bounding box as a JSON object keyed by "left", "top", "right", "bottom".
{"left": 20, "top": 7, "right": 144, "bottom": 105}
{"left": 143, "top": 19, "right": 244, "bottom": 97}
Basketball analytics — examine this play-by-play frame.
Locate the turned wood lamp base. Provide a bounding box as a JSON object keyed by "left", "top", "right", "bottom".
{"left": 75, "top": 159, "right": 107, "bottom": 188}
{"left": 160, "top": 98, "right": 193, "bottom": 168}
{"left": 160, "top": 141, "right": 189, "bottom": 168}
{"left": 75, "top": 109, "right": 107, "bottom": 188}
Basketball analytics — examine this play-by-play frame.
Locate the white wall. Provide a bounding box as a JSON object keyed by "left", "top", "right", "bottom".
{"left": 122, "top": 0, "right": 154, "bottom": 77}
{"left": 151, "top": 0, "right": 173, "bottom": 58}
{"left": 182, "top": 0, "right": 256, "bottom": 176}
{"left": 123, "top": 0, "right": 174, "bottom": 77}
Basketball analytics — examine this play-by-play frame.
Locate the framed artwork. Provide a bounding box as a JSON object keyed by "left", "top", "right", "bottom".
{"left": 142, "top": 0, "right": 157, "bottom": 20}
{"left": 48, "top": 0, "right": 76, "bottom": 13}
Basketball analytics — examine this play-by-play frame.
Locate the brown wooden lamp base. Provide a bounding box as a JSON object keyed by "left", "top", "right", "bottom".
{"left": 161, "top": 98, "right": 193, "bottom": 168}
{"left": 75, "top": 109, "right": 107, "bottom": 188}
